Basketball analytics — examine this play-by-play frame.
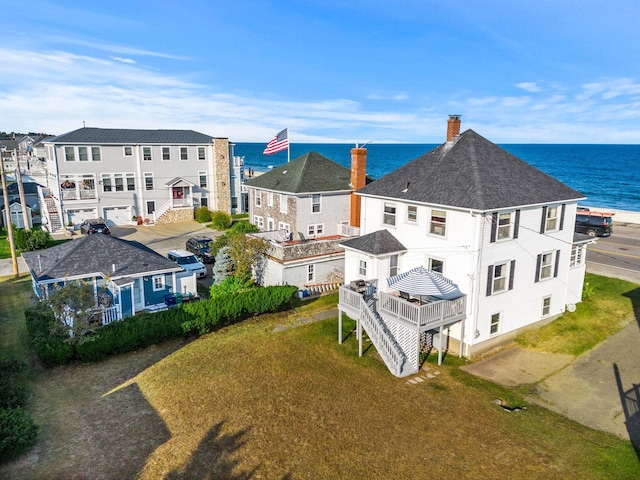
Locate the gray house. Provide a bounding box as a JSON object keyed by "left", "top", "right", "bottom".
{"left": 22, "top": 234, "right": 194, "bottom": 324}
{"left": 40, "top": 128, "right": 238, "bottom": 232}
{"left": 245, "top": 151, "right": 367, "bottom": 290}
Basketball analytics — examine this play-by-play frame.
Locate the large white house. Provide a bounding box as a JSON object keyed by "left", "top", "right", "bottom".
{"left": 39, "top": 128, "right": 244, "bottom": 231}
{"left": 338, "top": 116, "right": 593, "bottom": 376}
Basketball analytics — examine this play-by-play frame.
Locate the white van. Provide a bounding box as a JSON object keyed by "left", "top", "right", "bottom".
{"left": 167, "top": 249, "right": 207, "bottom": 278}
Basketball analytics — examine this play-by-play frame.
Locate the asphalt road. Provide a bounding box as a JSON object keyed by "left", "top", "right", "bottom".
{"left": 586, "top": 222, "right": 640, "bottom": 284}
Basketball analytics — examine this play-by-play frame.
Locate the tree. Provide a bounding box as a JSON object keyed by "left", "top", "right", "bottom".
{"left": 46, "top": 281, "right": 101, "bottom": 340}
{"left": 227, "top": 234, "right": 269, "bottom": 283}
{"left": 211, "top": 246, "right": 233, "bottom": 285}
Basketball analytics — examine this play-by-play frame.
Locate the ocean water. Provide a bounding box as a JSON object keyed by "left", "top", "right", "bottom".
{"left": 234, "top": 143, "right": 640, "bottom": 212}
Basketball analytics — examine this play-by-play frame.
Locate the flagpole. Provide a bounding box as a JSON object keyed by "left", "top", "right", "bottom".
{"left": 287, "top": 126, "right": 290, "bottom": 163}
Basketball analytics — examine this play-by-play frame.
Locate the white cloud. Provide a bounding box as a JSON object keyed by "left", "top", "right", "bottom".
{"left": 515, "top": 82, "right": 542, "bottom": 93}
{"left": 109, "top": 56, "right": 137, "bottom": 64}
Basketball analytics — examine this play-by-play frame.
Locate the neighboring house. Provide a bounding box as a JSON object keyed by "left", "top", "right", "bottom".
{"left": 245, "top": 151, "right": 367, "bottom": 290}
{"left": 39, "top": 128, "right": 238, "bottom": 232}
{"left": 0, "top": 181, "right": 41, "bottom": 227}
{"left": 22, "top": 234, "right": 196, "bottom": 324}
{"left": 338, "top": 116, "right": 593, "bottom": 377}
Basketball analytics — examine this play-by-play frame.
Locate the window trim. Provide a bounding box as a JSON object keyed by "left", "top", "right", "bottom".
{"left": 358, "top": 259, "right": 367, "bottom": 277}
{"left": 406, "top": 205, "right": 418, "bottom": 224}
{"left": 197, "top": 146, "right": 206, "bottom": 161}
{"left": 429, "top": 209, "right": 446, "bottom": 237}
{"left": 198, "top": 171, "right": 207, "bottom": 188}
{"left": 142, "top": 147, "right": 152, "bottom": 162}
{"left": 486, "top": 260, "right": 516, "bottom": 296}
{"left": 307, "top": 264, "right": 315, "bottom": 282}
{"left": 254, "top": 191, "right": 262, "bottom": 207}
{"left": 253, "top": 215, "right": 264, "bottom": 229}
{"left": 64, "top": 146, "right": 75, "bottom": 162}
{"left": 91, "top": 146, "right": 101, "bottom": 162}
{"left": 570, "top": 244, "right": 585, "bottom": 267}
{"left": 162, "top": 147, "right": 171, "bottom": 161}
{"left": 78, "top": 146, "right": 89, "bottom": 162}
{"left": 311, "top": 194, "right": 321, "bottom": 213}
{"left": 428, "top": 257, "right": 444, "bottom": 274}
{"left": 152, "top": 275, "right": 165, "bottom": 292}
{"left": 280, "top": 194, "right": 288, "bottom": 214}
{"left": 389, "top": 254, "right": 399, "bottom": 277}
{"left": 542, "top": 296, "right": 551, "bottom": 317}
{"left": 490, "top": 312, "right": 500, "bottom": 336}
{"left": 144, "top": 172, "right": 154, "bottom": 191}
{"left": 180, "top": 146, "right": 188, "bottom": 161}
{"left": 383, "top": 202, "right": 397, "bottom": 227}
{"left": 123, "top": 146, "right": 133, "bottom": 156}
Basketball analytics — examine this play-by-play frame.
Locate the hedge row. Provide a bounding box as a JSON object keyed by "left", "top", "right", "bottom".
{"left": 25, "top": 285, "right": 298, "bottom": 365}
{"left": 0, "top": 359, "right": 38, "bottom": 463}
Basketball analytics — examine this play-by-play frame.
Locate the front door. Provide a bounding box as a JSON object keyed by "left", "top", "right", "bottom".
{"left": 172, "top": 186, "right": 190, "bottom": 206}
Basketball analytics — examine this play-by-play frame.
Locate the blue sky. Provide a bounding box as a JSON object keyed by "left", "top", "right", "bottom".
{"left": 2, "top": 0, "right": 639, "bottom": 143}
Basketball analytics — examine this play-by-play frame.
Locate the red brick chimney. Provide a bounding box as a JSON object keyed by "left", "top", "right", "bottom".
{"left": 446, "top": 115, "right": 461, "bottom": 142}
{"left": 350, "top": 147, "right": 367, "bottom": 227}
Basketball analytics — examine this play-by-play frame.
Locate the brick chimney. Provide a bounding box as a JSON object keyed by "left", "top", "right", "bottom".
{"left": 350, "top": 147, "right": 367, "bottom": 227}
{"left": 446, "top": 115, "right": 461, "bottom": 142}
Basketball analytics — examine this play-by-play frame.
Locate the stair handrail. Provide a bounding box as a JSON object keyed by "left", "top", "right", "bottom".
{"left": 153, "top": 199, "right": 173, "bottom": 223}
{"left": 357, "top": 295, "right": 414, "bottom": 377}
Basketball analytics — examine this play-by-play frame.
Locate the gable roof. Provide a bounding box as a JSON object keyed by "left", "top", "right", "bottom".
{"left": 340, "top": 229, "right": 407, "bottom": 256}
{"left": 22, "top": 234, "right": 181, "bottom": 283}
{"left": 245, "top": 152, "right": 354, "bottom": 194}
{"left": 357, "top": 130, "right": 585, "bottom": 211}
{"left": 46, "top": 127, "right": 217, "bottom": 145}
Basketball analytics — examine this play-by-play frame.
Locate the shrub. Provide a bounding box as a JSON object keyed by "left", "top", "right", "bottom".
{"left": 13, "top": 228, "right": 51, "bottom": 252}
{"left": 0, "top": 359, "right": 28, "bottom": 409}
{"left": 0, "top": 407, "right": 38, "bottom": 463}
{"left": 194, "top": 206, "right": 212, "bottom": 223}
{"left": 210, "top": 210, "right": 232, "bottom": 230}
{"left": 229, "top": 220, "right": 259, "bottom": 234}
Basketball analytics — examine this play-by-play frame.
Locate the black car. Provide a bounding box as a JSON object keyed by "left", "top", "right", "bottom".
{"left": 80, "top": 218, "right": 111, "bottom": 235}
{"left": 575, "top": 208, "right": 613, "bottom": 237}
{"left": 186, "top": 236, "right": 215, "bottom": 263}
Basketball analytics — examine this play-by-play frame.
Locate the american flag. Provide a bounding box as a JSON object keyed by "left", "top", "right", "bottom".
{"left": 263, "top": 128, "right": 289, "bottom": 155}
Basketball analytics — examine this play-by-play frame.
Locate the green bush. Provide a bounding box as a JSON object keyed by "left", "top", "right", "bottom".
{"left": 229, "top": 220, "right": 259, "bottom": 234}
{"left": 25, "top": 303, "right": 74, "bottom": 367}
{"left": 0, "top": 359, "right": 28, "bottom": 409}
{"left": 0, "top": 407, "right": 38, "bottom": 463}
{"left": 210, "top": 210, "right": 232, "bottom": 230}
{"left": 13, "top": 228, "right": 51, "bottom": 252}
{"left": 194, "top": 206, "right": 212, "bottom": 223}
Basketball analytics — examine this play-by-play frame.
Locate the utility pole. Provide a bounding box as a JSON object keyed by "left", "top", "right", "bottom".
{"left": 1, "top": 156, "right": 19, "bottom": 277}
{"left": 15, "top": 149, "right": 31, "bottom": 231}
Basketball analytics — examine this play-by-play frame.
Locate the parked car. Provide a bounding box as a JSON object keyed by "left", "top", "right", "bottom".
{"left": 166, "top": 249, "right": 207, "bottom": 278}
{"left": 80, "top": 218, "right": 111, "bottom": 235}
{"left": 575, "top": 208, "right": 614, "bottom": 237}
{"left": 186, "top": 236, "right": 215, "bottom": 263}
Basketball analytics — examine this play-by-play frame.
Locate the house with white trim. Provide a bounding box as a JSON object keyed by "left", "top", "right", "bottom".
{"left": 245, "top": 151, "right": 367, "bottom": 291}
{"left": 338, "top": 116, "right": 593, "bottom": 377}
{"left": 22, "top": 233, "right": 197, "bottom": 324}
{"left": 39, "top": 128, "right": 244, "bottom": 232}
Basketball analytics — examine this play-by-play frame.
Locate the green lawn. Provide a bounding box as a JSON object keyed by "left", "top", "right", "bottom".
{"left": 1, "top": 275, "right": 638, "bottom": 478}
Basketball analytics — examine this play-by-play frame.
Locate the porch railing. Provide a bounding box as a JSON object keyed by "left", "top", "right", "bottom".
{"left": 337, "top": 224, "right": 360, "bottom": 237}
{"left": 378, "top": 292, "right": 466, "bottom": 330}
{"left": 101, "top": 306, "right": 121, "bottom": 325}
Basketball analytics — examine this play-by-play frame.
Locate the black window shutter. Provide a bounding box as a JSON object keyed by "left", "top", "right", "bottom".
{"left": 554, "top": 250, "right": 561, "bottom": 277}
{"left": 508, "top": 260, "right": 516, "bottom": 290}
{"left": 513, "top": 210, "right": 520, "bottom": 239}
{"left": 490, "top": 213, "right": 498, "bottom": 243}
{"left": 559, "top": 204, "right": 566, "bottom": 231}
{"left": 535, "top": 254, "right": 542, "bottom": 282}
{"left": 486, "top": 265, "right": 494, "bottom": 296}
{"left": 540, "top": 206, "right": 548, "bottom": 234}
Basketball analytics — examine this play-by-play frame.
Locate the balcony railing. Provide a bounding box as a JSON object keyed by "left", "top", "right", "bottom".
{"left": 377, "top": 291, "right": 466, "bottom": 330}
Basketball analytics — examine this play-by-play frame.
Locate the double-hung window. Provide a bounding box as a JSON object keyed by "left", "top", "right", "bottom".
{"left": 407, "top": 205, "right": 417, "bottom": 224}
{"left": 255, "top": 191, "right": 262, "bottom": 207}
{"left": 199, "top": 171, "right": 207, "bottom": 188}
{"left": 307, "top": 264, "right": 315, "bottom": 282}
{"left": 280, "top": 194, "right": 288, "bottom": 213}
{"left": 126, "top": 174, "right": 135, "bottom": 191}
{"left": 312, "top": 194, "right": 321, "bottom": 213}
{"left": 490, "top": 313, "right": 500, "bottom": 335}
{"left": 491, "top": 210, "right": 520, "bottom": 242}
{"left": 78, "top": 147, "right": 88, "bottom": 161}
{"left": 540, "top": 204, "right": 566, "bottom": 233}
{"left": 268, "top": 192, "right": 274, "bottom": 207}
{"left": 430, "top": 210, "right": 446, "bottom": 236}
{"left": 144, "top": 173, "right": 154, "bottom": 191}
{"left": 198, "top": 147, "right": 206, "bottom": 160}
{"left": 102, "top": 174, "right": 112, "bottom": 192}
{"left": 253, "top": 215, "right": 264, "bottom": 228}
{"left": 180, "top": 147, "right": 188, "bottom": 161}
{"left": 389, "top": 254, "right": 398, "bottom": 277}
{"left": 486, "top": 260, "right": 516, "bottom": 296}
{"left": 64, "top": 147, "right": 75, "bottom": 162}
{"left": 114, "top": 174, "right": 124, "bottom": 192}
{"left": 162, "top": 147, "right": 171, "bottom": 161}
{"left": 124, "top": 146, "right": 133, "bottom": 156}
{"left": 358, "top": 259, "right": 367, "bottom": 277}
{"left": 535, "top": 251, "right": 560, "bottom": 282}
{"left": 542, "top": 296, "right": 551, "bottom": 316}
{"left": 152, "top": 275, "right": 165, "bottom": 292}
{"left": 91, "top": 147, "right": 101, "bottom": 161}
{"left": 143, "top": 147, "right": 152, "bottom": 161}
{"left": 383, "top": 202, "right": 396, "bottom": 226}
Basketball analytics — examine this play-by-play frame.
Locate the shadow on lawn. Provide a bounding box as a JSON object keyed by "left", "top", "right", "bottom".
{"left": 619, "top": 286, "right": 640, "bottom": 460}
{"left": 165, "top": 421, "right": 262, "bottom": 480}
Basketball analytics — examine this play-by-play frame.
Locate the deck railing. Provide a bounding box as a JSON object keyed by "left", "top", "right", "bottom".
{"left": 101, "top": 306, "right": 121, "bottom": 325}
{"left": 378, "top": 292, "right": 466, "bottom": 330}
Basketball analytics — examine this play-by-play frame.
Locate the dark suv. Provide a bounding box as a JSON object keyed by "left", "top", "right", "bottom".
{"left": 80, "top": 218, "right": 111, "bottom": 235}
{"left": 186, "top": 236, "right": 215, "bottom": 263}
{"left": 575, "top": 208, "right": 613, "bottom": 237}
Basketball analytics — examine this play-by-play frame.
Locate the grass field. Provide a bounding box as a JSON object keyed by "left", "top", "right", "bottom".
{"left": 1, "top": 275, "right": 639, "bottom": 479}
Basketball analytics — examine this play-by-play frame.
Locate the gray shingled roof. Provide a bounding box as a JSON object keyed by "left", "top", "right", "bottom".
{"left": 22, "top": 234, "right": 181, "bottom": 282}
{"left": 340, "top": 229, "right": 407, "bottom": 255}
{"left": 245, "top": 152, "right": 354, "bottom": 194}
{"left": 47, "top": 127, "right": 216, "bottom": 145}
{"left": 357, "top": 129, "right": 585, "bottom": 211}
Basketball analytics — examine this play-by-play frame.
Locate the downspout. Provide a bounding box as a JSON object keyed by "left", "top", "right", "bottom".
{"left": 467, "top": 210, "right": 486, "bottom": 357}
